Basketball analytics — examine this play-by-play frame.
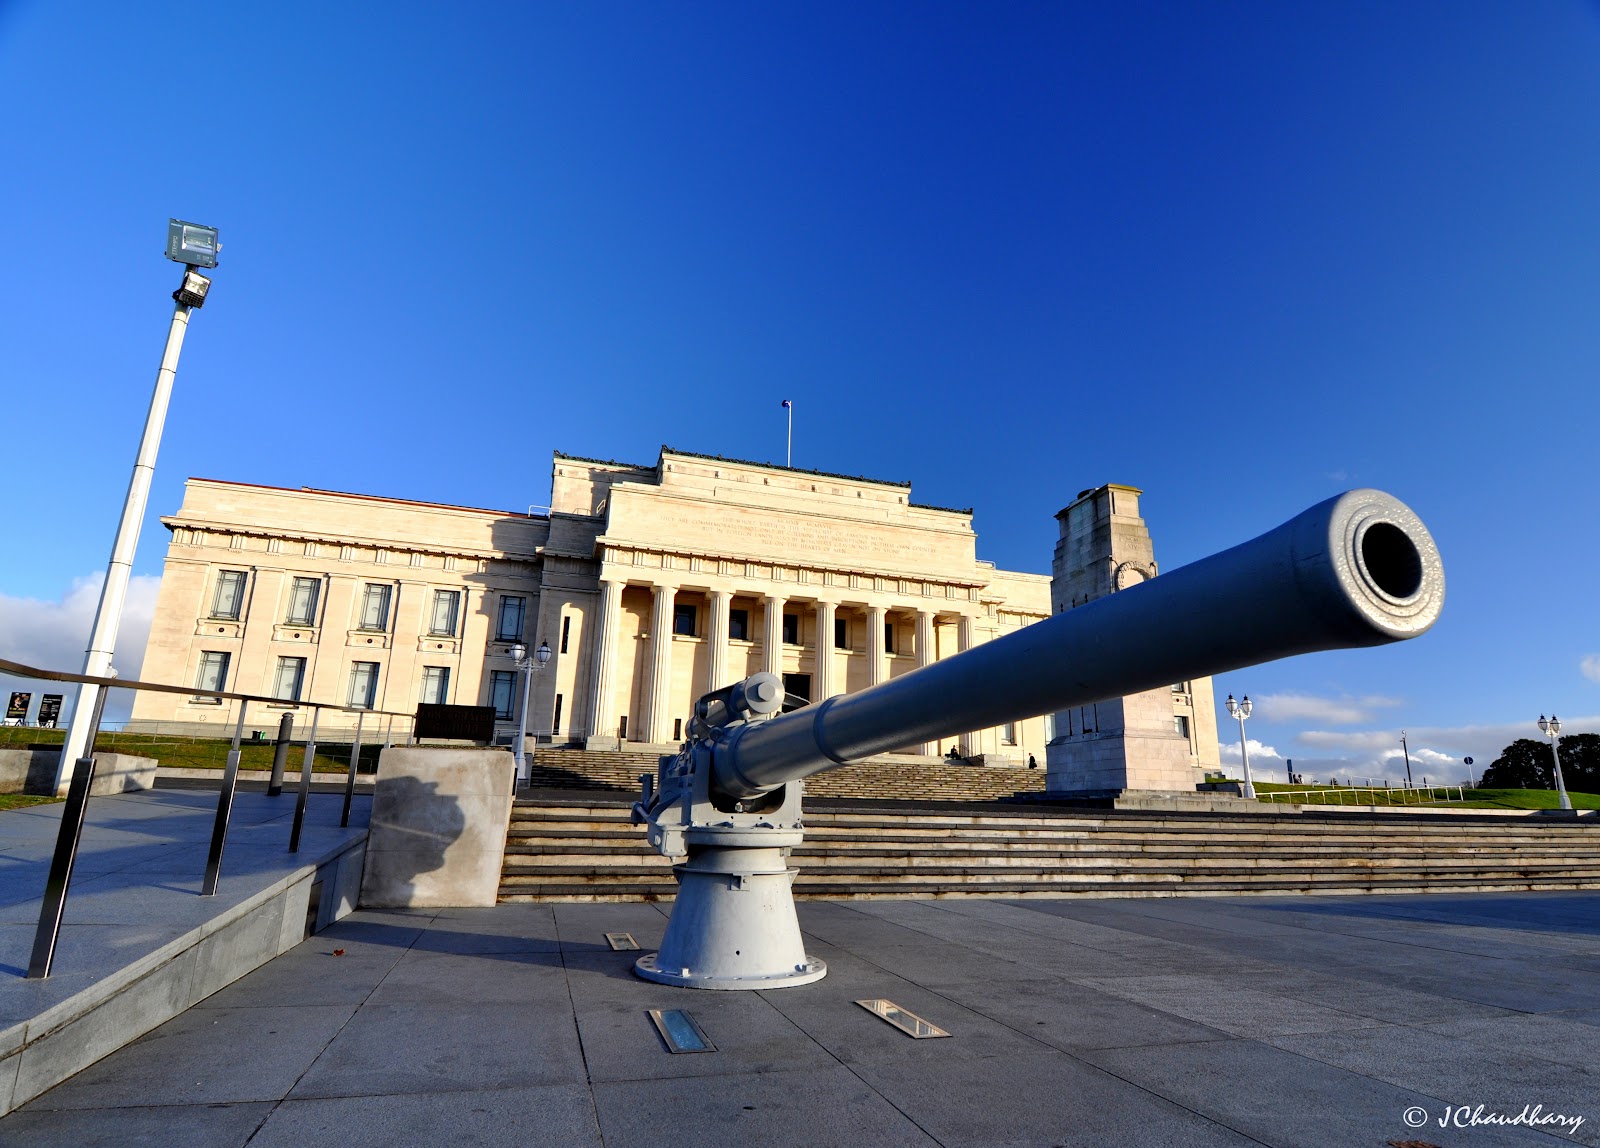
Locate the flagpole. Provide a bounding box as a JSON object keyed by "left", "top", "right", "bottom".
{"left": 785, "top": 400, "right": 793, "bottom": 467}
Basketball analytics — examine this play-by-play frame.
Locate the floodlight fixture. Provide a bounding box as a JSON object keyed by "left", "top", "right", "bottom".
{"left": 166, "top": 219, "right": 220, "bottom": 268}
{"left": 173, "top": 269, "right": 211, "bottom": 308}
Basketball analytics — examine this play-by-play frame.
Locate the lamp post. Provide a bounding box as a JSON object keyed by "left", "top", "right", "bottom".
{"left": 509, "top": 640, "right": 552, "bottom": 784}
{"left": 1224, "top": 693, "right": 1256, "bottom": 799}
{"left": 55, "top": 220, "right": 219, "bottom": 794}
{"left": 1537, "top": 715, "right": 1573, "bottom": 811}
{"left": 1400, "top": 730, "right": 1414, "bottom": 788}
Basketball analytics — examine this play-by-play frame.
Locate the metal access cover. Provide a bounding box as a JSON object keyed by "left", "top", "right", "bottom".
{"left": 648, "top": 1009, "right": 716, "bottom": 1054}
{"left": 856, "top": 998, "right": 950, "bottom": 1039}
{"left": 605, "top": 932, "right": 640, "bottom": 950}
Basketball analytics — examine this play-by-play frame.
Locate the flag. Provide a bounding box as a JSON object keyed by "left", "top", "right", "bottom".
{"left": 781, "top": 399, "right": 791, "bottom": 408}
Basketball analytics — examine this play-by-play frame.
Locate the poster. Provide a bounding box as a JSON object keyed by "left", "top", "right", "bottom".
{"left": 4, "top": 692, "right": 29, "bottom": 724}
{"left": 38, "top": 695, "right": 63, "bottom": 728}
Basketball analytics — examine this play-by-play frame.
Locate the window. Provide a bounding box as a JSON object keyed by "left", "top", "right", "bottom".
{"left": 782, "top": 613, "right": 799, "bottom": 645}
{"left": 429, "top": 590, "right": 460, "bottom": 637}
{"left": 560, "top": 614, "right": 571, "bottom": 653}
{"left": 552, "top": 694, "right": 563, "bottom": 736}
{"left": 211, "top": 571, "right": 246, "bottom": 620}
{"left": 1001, "top": 721, "right": 1018, "bottom": 746}
{"left": 1043, "top": 713, "right": 1056, "bottom": 741}
{"left": 1174, "top": 715, "right": 1191, "bottom": 739}
{"left": 729, "top": 608, "right": 749, "bottom": 641}
{"left": 489, "top": 670, "right": 517, "bottom": 721}
{"left": 348, "top": 661, "right": 379, "bottom": 709}
{"left": 673, "top": 717, "right": 683, "bottom": 740}
{"left": 272, "top": 656, "right": 306, "bottom": 701}
{"left": 884, "top": 621, "right": 895, "bottom": 654}
{"left": 285, "top": 577, "right": 320, "bottom": 626}
{"left": 835, "top": 618, "right": 849, "bottom": 650}
{"left": 1171, "top": 682, "right": 1187, "bottom": 694}
{"left": 496, "top": 596, "right": 526, "bottom": 642}
{"left": 359, "top": 584, "right": 391, "bottom": 631}
{"left": 195, "top": 651, "right": 230, "bottom": 695}
{"left": 673, "top": 603, "right": 697, "bottom": 636}
{"left": 420, "top": 666, "right": 451, "bottom": 706}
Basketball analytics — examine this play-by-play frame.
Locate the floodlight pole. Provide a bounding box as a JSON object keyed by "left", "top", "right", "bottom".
{"left": 54, "top": 291, "right": 196, "bottom": 794}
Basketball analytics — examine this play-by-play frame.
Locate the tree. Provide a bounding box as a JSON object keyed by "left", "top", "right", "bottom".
{"left": 1479, "top": 733, "right": 1600, "bottom": 792}
{"left": 1479, "top": 739, "right": 1552, "bottom": 789}
{"left": 1554, "top": 732, "right": 1600, "bottom": 793}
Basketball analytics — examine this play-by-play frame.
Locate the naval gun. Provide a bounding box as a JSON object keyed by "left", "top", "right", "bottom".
{"left": 630, "top": 489, "right": 1444, "bottom": 990}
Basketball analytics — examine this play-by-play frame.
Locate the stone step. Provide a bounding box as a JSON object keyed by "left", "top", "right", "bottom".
{"left": 496, "top": 882, "right": 1600, "bottom": 908}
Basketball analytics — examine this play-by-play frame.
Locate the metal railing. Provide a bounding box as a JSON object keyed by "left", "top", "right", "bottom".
{"left": 1258, "top": 784, "right": 1468, "bottom": 806}
{"left": 1, "top": 656, "right": 415, "bottom": 979}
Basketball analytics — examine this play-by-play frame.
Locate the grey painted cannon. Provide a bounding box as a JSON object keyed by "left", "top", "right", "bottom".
{"left": 630, "top": 489, "right": 1444, "bottom": 989}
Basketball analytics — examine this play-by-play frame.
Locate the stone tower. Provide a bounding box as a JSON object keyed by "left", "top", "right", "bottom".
{"left": 1043, "top": 484, "right": 1219, "bottom": 797}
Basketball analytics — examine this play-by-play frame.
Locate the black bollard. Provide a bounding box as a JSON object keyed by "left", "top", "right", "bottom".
{"left": 267, "top": 712, "right": 294, "bottom": 796}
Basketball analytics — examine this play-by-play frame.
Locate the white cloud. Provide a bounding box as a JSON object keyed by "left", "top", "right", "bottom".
{"left": 0, "top": 573, "right": 161, "bottom": 724}
{"left": 1252, "top": 691, "right": 1403, "bottom": 726}
{"left": 1218, "top": 738, "right": 1281, "bottom": 762}
{"left": 1291, "top": 716, "right": 1600, "bottom": 787}
{"left": 1582, "top": 655, "right": 1600, "bottom": 685}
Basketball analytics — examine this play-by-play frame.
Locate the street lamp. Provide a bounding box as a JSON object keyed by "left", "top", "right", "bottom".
{"left": 1224, "top": 693, "right": 1256, "bottom": 799}
{"left": 55, "top": 218, "right": 220, "bottom": 793}
{"left": 509, "top": 640, "right": 552, "bottom": 784}
{"left": 1537, "top": 715, "right": 1573, "bottom": 812}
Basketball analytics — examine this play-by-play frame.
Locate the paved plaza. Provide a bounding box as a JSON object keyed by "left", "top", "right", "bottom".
{"left": 3, "top": 886, "right": 1598, "bottom": 1147}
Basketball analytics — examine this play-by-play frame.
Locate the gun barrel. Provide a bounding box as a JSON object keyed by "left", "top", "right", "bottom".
{"left": 714, "top": 488, "right": 1443, "bottom": 799}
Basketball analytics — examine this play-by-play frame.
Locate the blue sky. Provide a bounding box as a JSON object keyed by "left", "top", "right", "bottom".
{"left": 2, "top": 2, "right": 1597, "bottom": 782}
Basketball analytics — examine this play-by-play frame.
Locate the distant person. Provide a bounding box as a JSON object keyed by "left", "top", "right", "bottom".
{"left": 1028, "top": 754, "right": 1038, "bottom": 769}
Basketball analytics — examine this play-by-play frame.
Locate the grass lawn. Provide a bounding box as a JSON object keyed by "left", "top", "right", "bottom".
{"left": 0, "top": 726, "right": 378, "bottom": 774}
{"left": 1444, "top": 788, "right": 1600, "bottom": 810}
{"left": 0, "top": 794, "right": 63, "bottom": 810}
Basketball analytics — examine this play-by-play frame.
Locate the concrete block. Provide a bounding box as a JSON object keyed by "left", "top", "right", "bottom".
{"left": 13, "top": 948, "right": 198, "bottom": 1109}
{"left": 84, "top": 753, "right": 158, "bottom": 796}
{"left": 0, "top": 750, "right": 157, "bottom": 796}
{"left": 276, "top": 876, "right": 313, "bottom": 955}
{"left": 358, "top": 748, "right": 514, "bottom": 909}
{"left": 187, "top": 893, "right": 290, "bottom": 1005}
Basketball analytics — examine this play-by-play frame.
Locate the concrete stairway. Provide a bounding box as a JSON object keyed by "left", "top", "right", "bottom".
{"left": 499, "top": 799, "right": 1600, "bottom": 903}
{"left": 525, "top": 746, "right": 1047, "bottom": 802}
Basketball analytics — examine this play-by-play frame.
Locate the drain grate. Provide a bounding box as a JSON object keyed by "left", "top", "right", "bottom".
{"left": 855, "top": 998, "right": 950, "bottom": 1039}
{"left": 648, "top": 1009, "right": 716, "bottom": 1054}
{"left": 605, "top": 932, "right": 640, "bottom": 951}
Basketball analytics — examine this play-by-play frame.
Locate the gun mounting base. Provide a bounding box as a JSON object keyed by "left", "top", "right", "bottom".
{"left": 634, "top": 839, "right": 828, "bottom": 990}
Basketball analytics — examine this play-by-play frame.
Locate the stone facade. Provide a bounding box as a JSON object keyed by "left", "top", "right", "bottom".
{"left": 129, "top": 448, "right": 1069, "bottom": 765}
{"left": 1044, "top": 484, "right": 1223, "bottom": 795}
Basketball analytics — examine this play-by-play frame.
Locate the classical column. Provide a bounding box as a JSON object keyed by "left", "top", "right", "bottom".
{"left": 866, "top": 605, "right": 887, "bottom": 687}
{"left": 916, "top": 610, "right": 938, "bottom": 755}
{"left": 644, "top": 583, "right": 674, "bottom": 743}
{"left": 706, "top": 590, "right": 731, "bottom": 693}
{"left": 588, "top": 580, "right": 623, "bottom": 744}
{"left": 763, "top": 593, "right": 786, "bottom": 677}
{"left": 957, "top": 614, "right": 981, "bottom": 757}
{"left": 813, "top": 600, "right": 836, "bottom": 700}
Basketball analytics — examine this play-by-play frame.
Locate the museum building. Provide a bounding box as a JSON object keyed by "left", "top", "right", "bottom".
{"left": 130, "top": 447, "right": 1219, "bottom": 781}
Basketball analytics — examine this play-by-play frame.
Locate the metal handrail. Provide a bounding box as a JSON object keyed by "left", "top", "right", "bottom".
{"left": 1257, "top": 784, "right": 1467, "bottom": 806}
{"left": 2, "top": 656, "right": 415, "bottom": 979}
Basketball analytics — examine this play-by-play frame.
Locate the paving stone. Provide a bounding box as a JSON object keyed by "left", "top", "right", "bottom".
{"left": 22, "top": 1004, "right": 357, "bottom": 1109}
{"left": 0, "top": 1100, "right": 273, "bottom": 1147}
{"left": 564, "top": 950, "right": 837, "bottom": 1083}
{"left": 287, "top": 998, "right": 587, "bottom": 1098}
{"left": 592, "top": 1065, "right": 938, "bottom": 1148}
{"left": 853, "top": 1047, "right": 1260, "bottom": 1147}
{"left": 1083, "top": 1036, "right": 1556, "bottom": 1147}
{"left": 248, "top": 1083, "right": 601, "bottom": 1147}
